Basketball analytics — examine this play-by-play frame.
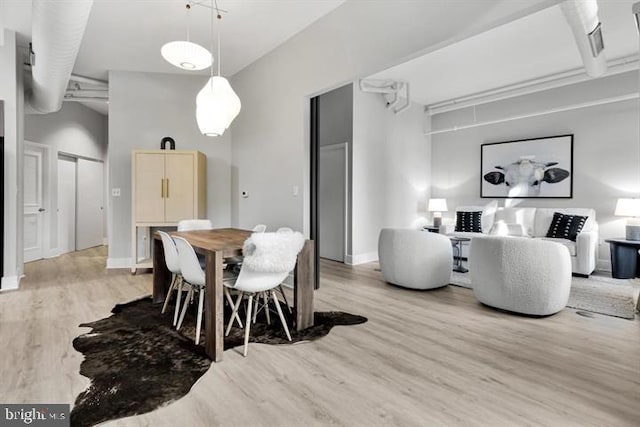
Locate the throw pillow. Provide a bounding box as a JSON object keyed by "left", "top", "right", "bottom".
{"left": 455, "top": 211, "right": 482, "bottom": 233}
{"left": 546, "top": 212, "right": 588, "bottom": 241}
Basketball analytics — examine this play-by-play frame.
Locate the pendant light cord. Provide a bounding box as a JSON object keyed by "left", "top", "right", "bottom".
{"left": 185, "top": 4, "right": 191, "bottom": 42}
{"left": 215, "top": 0, "right": 221, "bottom": 77}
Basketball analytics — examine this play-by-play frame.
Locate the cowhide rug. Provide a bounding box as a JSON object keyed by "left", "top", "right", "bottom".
{"left": 71, "top": 296, "right": 367, "bottom": 427}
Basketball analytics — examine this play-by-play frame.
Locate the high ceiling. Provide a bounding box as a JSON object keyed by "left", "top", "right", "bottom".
{"left": 368, "top": 0, "right": 639, "bottom": 107}
{"left": 2, "top": 0, "right": 345, "bottom": 80}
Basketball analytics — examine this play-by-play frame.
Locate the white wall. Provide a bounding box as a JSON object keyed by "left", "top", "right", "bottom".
{"left": 107, "top": 71, "right": 232, "bottom": 267}
{"left": 430, "top": 71, "right": 640, "bottom": 271}
{"left": 351, "top": 89, "right": 429, "bottom": 263}
{"left": 0, "top": 29, "right": 24, "bottom": 290}
{"left": 229, "top": 0, "right": 556, "bottom": 235}
{"left": 24, "top": 102, "right": 108, "bottom": 255}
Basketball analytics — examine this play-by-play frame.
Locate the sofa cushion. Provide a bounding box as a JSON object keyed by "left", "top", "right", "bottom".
{"left": 456, "top": 200, "right": 498, "bottom": 233}
{"left": 539, "top": 237, "right": 577, "bottom": 256}
{"left": 533, "top": 208, "right": 596, "bottom": 237}
{"left": 494, "top": 207, "right": 537, "bottom": 237}
{"left": 546, "top": 212, "right": 588, "bottom": 241}
{"left": 455, "top": 211, "right": 482, "bottom": 233}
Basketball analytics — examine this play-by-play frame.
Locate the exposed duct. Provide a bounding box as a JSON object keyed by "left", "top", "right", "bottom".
{"left": 27, "top": 0, "right": 94, "bottom": 114}
{"left": 359, "top": 79, "right": 411, "bottom": 114}
{"left": 560, "top": 0, "right": 607, "bottom": 78}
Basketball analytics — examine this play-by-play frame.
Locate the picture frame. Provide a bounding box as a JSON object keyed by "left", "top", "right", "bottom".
{"left": 480, "top": 134, "right": 573, "bottom": 199}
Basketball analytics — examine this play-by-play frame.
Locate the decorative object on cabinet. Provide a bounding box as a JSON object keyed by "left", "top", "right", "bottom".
{"left": 160, "top": 137, "right": 176, "bottom": 150}
{"left": 131, "top": 149, "right": 206, "bottom": 273}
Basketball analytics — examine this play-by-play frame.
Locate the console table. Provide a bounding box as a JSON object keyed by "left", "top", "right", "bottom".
{"left": 605, "top": 238, "right": 640, "bottom": 279}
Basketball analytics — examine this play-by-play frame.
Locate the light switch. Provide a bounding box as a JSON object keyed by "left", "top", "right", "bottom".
{"left": 112, "top": 188, "right": 121, "bottom": 197}
{"left": 293, "top": 186, "right": 299, "bottom": 197}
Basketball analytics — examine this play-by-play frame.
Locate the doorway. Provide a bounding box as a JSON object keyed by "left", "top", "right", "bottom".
{"left": 310, "top": 83, "right": 353, "bottom": 281}
{"left": 57, "top": 155, "right": 105, "bottom": 254}
{"left": 318, "top": 143, "right": 348, "bottom": 262}
{"left": 23, "top": 143, "right": 49, "bottom": 263}
{"left": 57, "top": 155, "right": 76, "bottom": 254}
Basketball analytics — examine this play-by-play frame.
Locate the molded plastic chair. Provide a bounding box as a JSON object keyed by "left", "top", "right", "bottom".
{"left": 177, "top": 219, "right": 213, "bottom": 232}
{"left": 224, "top": 232, "right": 305, "bottom": 356}
{"left": 277, "top": 227, "right": 293, "bottom": 233}
{"left": 158, "top": 231, "right": 185, "bottom": 326}
{"left": 173, "top": 236, "right": 243, "bottom": 344}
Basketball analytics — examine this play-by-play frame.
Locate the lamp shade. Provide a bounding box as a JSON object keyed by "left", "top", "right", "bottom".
{"left": 196, "top": 76, "right": 241, "bottom": 137}
{"left": 614, "top": 198, "right": 640, "bottom": 217}
{"left": 428, "top": 198, "right": 448, "bottom": 212}
{"left": 161, "top": 41, "right": 212, "bottom": 70}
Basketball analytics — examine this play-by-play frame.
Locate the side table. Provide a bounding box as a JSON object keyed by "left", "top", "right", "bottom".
{"left": 450, "top": 236, "right": 470, "bottom": 273}
{"left": 605, "top": 238, "right": 640, "bottom": 279}
{"left": 422, "top": 225, "right": 439, "bottom": 233}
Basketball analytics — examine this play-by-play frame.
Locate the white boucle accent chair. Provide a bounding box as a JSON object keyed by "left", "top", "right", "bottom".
{"left": 470, "top": 236, "right": 572, "bottom": 316}
{"left": 378, "top": 228, "right": 452, "bottom": 289}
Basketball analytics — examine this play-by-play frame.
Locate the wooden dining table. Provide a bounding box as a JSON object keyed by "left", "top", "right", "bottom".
{"left": 152, "top": 228, "right": 315, "bottom": 362}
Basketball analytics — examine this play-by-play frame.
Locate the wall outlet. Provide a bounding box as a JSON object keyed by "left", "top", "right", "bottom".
{"left": 241, "top": 191, "right": 249, "bottom": 199}
{"left": 112, "top": 188, "right": 121, "bottom": 197}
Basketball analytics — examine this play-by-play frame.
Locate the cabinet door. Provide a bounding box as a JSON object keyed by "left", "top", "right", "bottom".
{"left": 135, "top": 153, "right": 165, "bottom": 222}
{"left": 164, "top": 153, "right": 195, "bottom": 222}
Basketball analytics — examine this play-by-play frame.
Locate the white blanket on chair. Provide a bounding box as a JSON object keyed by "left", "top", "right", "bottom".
{"left": 242, "top": 232, "right": 305, "bottom": 273}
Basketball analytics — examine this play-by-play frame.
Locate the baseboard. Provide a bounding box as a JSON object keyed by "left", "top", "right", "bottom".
{"left": 596, "top": 259, "right": 612, "bottom": 273}
{"left": 1, "top": 275, "right": 21, "bottom": 291}
{"left": 106, "top": 257, "right": 132, "bottom": 269}
{"left": 345, "top": 251, "right": 378, "bottom": 265}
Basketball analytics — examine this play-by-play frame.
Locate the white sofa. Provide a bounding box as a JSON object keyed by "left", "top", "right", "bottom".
{"left": 440, "top": 202, "right": 598, "bottom": 276}
{"left": 470, "top": 235, "right": 572, "bottom": 316}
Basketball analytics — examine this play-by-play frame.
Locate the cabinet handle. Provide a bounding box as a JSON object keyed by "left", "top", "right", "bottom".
{"left": 166, "top": 179, "right": 169, "bottom": 198}
{"left": 161, "top": 179, "right": 164, "bottom": 198}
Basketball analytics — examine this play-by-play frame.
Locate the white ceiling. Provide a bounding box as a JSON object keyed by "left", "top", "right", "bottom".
{"left": 2, "top": 0, "right": 345, "bottom": 115}
{"left": 368, "top": 0, "right": 640, "bottom": 107}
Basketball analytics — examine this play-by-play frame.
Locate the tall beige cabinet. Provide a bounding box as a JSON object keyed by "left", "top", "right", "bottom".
{"left": 131, "top": 149, "right": 206, "bottom": 272}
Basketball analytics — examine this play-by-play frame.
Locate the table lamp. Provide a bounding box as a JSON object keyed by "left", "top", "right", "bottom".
{"left": 614, "top": 198, "right": 640, "bottom": 240}
{"left": 428, "top": 198, "right": 448, "bottom": 228}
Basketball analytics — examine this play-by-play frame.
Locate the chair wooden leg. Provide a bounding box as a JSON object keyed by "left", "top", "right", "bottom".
{"left": 224, "top": 288, "right": 243, "bottom": 328}
{"left": 176, "top": 286, "right": 193, "bottom": 331}
{"left": 226, "top": 291, "right": 244, "bottom": 336}
{"left": 161, "top": 274, "right": 177, "bottom": 314}
{"left": 173, "top": 277, "right": 183, "bottom": 326}
{"left": 264, "top": 292, "right": 271, "bottom": 325}
{"left": 195, "top": 288, "right": 205, "bottom": 345}
{"left": 243, "top": 294, "right": 254, "bottom": 357}
{"left": 272, "top": 290, "right": 291, "bottom": 341}
{"left": 278, "top": 284, "right": 292, "bottom": 314}
{"left": 252, "top": 293, "right": 259, "bottom": 324}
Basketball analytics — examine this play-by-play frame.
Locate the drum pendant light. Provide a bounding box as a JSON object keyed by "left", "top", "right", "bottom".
{"left": 161, "top": 4, "right": 212, "bottom": 71}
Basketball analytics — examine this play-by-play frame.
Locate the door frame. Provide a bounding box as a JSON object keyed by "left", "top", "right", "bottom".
{"left": 319, "top": 142, "right": 349, "bottom": 262}
{"left": 23, "top": 141, "right": 51, "bottom": 262}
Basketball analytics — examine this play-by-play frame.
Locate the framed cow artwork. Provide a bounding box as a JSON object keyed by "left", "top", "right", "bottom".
{"left": 481, "top": 135, "right": 573, "bottom": 198}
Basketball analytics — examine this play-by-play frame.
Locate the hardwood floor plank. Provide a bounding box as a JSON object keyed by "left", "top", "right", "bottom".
{"left": 0, "top": 248, "right": 638, "bottom": 426}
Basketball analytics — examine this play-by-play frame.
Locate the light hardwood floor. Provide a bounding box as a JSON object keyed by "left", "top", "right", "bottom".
{"left": 1, "top": 247, "right": 639, "bottom": 426}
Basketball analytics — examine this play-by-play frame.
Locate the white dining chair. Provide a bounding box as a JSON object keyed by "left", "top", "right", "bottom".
{"left": 173, "top": 236, "right": 242, "bottom": 344}
{"left": 277, "top": 227, "right": 293, "bottom": 233}
{"left": 177, "top": 219, "right": 213, "bottom": 232}
{"left": 224, "top": 231, "right": 305, "bottom": 356}
{"left": 158, "top": 231, "right": 186, "bottom": 326}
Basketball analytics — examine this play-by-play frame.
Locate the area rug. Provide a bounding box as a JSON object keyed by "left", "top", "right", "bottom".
{"left": 450, "top": 271, "right": 636, "bottom": 320}
{"left": 70, "top": 297, "right": 367, "bottom": 427}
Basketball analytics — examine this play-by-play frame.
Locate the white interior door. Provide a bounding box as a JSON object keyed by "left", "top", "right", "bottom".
{"left": 23, "top": 146, "right": 45, "bottom": 262}
{"left": 57, "top": 156, "right": 77, "bottom": 255}
{"left": 76, "top": 158, "right": 104, "bottom": 250}
{"left": 319, "top": 143, "right": 348, "bottom": 262}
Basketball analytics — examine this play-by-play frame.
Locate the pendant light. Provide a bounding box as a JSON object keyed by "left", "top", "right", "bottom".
{"left": 196, "top": 1, "right": 241, "bottom": 137}
{"left": 161, "top": 4, "right": 212, "bottom": 71}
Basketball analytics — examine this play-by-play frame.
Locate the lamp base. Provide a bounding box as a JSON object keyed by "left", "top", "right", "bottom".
{"left": 626, "top": 225, "right": 640, "bottom": 241}
{"left": 433, "top": 217, "right": 442, "bottom": 228}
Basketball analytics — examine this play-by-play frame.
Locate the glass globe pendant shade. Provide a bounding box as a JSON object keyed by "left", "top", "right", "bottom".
{"left": 161, "top": 41, "right": 213, "bottom": 71}
{"left": 196, "top": 76, "right": 241, "bottom": 137}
